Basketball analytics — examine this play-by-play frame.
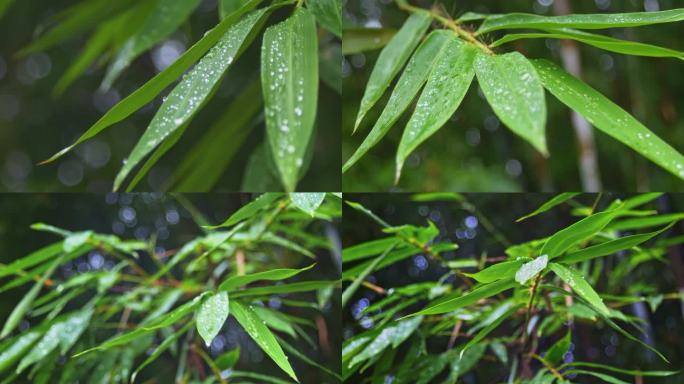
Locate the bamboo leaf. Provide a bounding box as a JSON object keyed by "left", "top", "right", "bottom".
{"left": 131, "top": 321, "right": 193, "bottom": 382}
{"left": 101, "top": 0, "right": 202, "bottom": 90}
{"left": 253, "top": 307, "right": 296, "bottom": 338}
{"left": 307, "top": 0, "right": 341, "bottom": 37}
{"left": 517, "top": 193, "right": 579, "bottom": 222}
{"left": 342, "top": 237, "right": 400, "bottom": 263}
{"left": 0, "top": 331, "right": 42, "bottom": 374}
{"left": 0, "top": 242, "right": 63, "bottom": 279}
{"left": 230, "top": 280, "right": 337, "bottom": 298}
{"left": 196, "top": 292, "right": 230, "bottom": 347}
{"left": 515, "top": 255, "right": 548, "bottom": 285}
{"left": 342, "top": 242, "right": 397, "bottom": 307}
{"left": 114, "top": 8, "right": 269, "bottom": 191}
{"left": 41, "top": 0, "right": 264, "bottom": 164}
{"left": 464, "top": 260, "right": 525, "bottom": 283}
{"left": 475, "top": 51, "right": 548, "bottom": 155}
{"left": 230, "top": 300, "right": 298, "bottom": 382}
{"left": 461, "top": 304, "right": 520, "bottom": 358}
{"left": 219, "top": 264, "right": 315, "bottom": 292}
{"left": 407, "top": 278, "right": 516, "bottom": 317}
{"left": 564, "top": 361, "right": 679, "bottom": 377}
{"left": 354, "top": 12, "right": 431, "bottom": 131}
{"left": 215, "top": 347, "right": 240, "bottom": 370}
{"left": 262, "top": 8, "right": 319, "bottom": 192}
{"left": 532, "top": 59, "right": 684, "bottom": 180}
{"left": 478, "top": 9, "right": 684, "bottom": 34}
{"left": 342, "top": 242, "right": 457, "bottom": 279}
{"left": 606, "top": 213, "right": 684, "bottom": 231}
{"left": 544, "top": 330, "right": 570, "bottom": 366}
{"left": 395, "top": 40, "right": 477, "bottom": 182}
{"left": 290, "top": 193, "right": 326, "bottom": 216}
{"left": 219, "top": 0, "right": 242, "bottom": 20}
{"left": 549, "top": 262, "right": 609, "bottom": 315}
{"left": 540, "top": 207, "right": 621, "bottom": 259}
{"left": 343, "top": 30, "right": 455, "bottom": 172}
{"left": 342, "top": 28, "right": 397, "bottom": 55}
{"left": 349, "top": 317, "right": 423, "bottom": 367}
{"left": 209, "top": 193, "right": 284, "bottom": 228}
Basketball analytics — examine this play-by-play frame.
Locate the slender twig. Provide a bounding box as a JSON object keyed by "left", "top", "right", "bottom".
{"left": 522, "top": 274, "right": 543, "bottom": 347}
{"left": 529, "top": 353, "right": 565, "bottom": 380}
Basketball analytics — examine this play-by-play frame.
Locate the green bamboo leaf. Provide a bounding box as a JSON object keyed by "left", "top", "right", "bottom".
{"left": 113, "top": 9, "right": 268, "bottom": 191}
{"left": 395, "top": 40, "right": 477, "bottom": 182}
{"left": 230, "top": 300, "right": 298, "bottom": 382}
{"left": 408, "top": 278, "right": 516, "bottom": 317}
{"left": 219, "top": 264, "right": 315, "bottom": 292}
{"left": 475, "top": 51, "right": 548, "bottom": 155}
{"left": 606, "top": 213, "right": 684, "bottom": 231}
{"left": 549, "top": 262, "right": 609, "bottom": 315}
{"left": 463, "top": 260, "right": 525, "bottom": 283}
{"left": 230, "top": 280, "right": 337, "bottom": 298}
{"left": 342, "top": 242, "right": 397, "bottom": 307}
{"left": 564, "top": 361, "right": 679, "bottom": 377}
{"left": 343, "top": 30, "right": 455, "bottom": 172}
{"left": 342, "top": 242, "right": 457, "bottom": 279}
{"left": 40, "top": 0, "right": 264, "bottom": 165}
{"left": 215, "top": 347, "right": 240, "bottom": 370}
{"left": 515, "top": 255, "right": 548, "bottom": 285}
{"left": 209, "top": 193, "right": 284, "bottom": 229}
{"left": 342, "top": 28, "right": 397, "bottom": 55}
{"left": 307, "top": 0, "right": 341, "bottom": 37}
{"left": 64, "top": 230, "right": 93, "bottom": 252}
{"left": 540, "top": 207, "right": 622, "bottom": 259}
{"left": 1, "top": 255, "right": 63, "bottom": 339}
{"left": 461, "top": 304, "right": 520, "bottom": 358}
{"left": 544, "top": 330, "right": 570, "bottom": 366}
{"left": 0, "top": 242, "right": 63, "bottom": 279}
{"left": 354, "top": 12, "right": 431, "bottom": 131}
{"left": 478, "top": 9, "right": 684, "bottom": 34}
{"left": 0, "top": 0, "right": 15, "bottom": 19}
{"left": 517, "top": 193, "right": 579, "bottom": 222}
{"left": 261, "top": 234, "right": 316, "bottom": 259}
{"left": 196, "top": 292, "right": 230, "bottom": 347}
{"left": 557, "top": 224, "right": 673, "bottom": 264}
{"left": 253, "top": 307, "right": 296, "bottom": 338}
{"left": 532, "top": 59, "right": 684, "bottom": 180}
{"left": 218, "top": 0, "right": 242, "bottom": 20}
{"left": 349, "top": 317, "right": 422, "bottom": 367}
{"left": 492, "top": 29, "right": 684, "bottom": 60}
{"left": 290, "top": 193, "right": 326, "bottom": 216}
{"left": 131, "top": 321, "right": 193, "bottom": 382}
{"left": 101, "top": 0, "right": 202, "bottom": 90}
{"left": 262, "top": 8, "right": 319, "bottom": 192}
{"left": 342, "top": 237, "right": 400, "bottom": 263}
{"left": 0, "top": 331, "right": 42, "bottom": 374}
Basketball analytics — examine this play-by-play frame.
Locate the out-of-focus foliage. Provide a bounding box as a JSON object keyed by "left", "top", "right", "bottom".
{"left": 0, "top": 193, "right": 342, "bottom": 383}
{"left": 342, "top": 192, "right": 684, "bottom": 383}
{"left": 343, "top": 0, "right": 684, "bottom": 192}
{"left": 0, "top": 0, "right": 341, "bottom": 192}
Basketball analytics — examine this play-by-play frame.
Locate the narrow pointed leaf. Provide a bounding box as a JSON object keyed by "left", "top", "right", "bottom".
{"left": 342, "top": 237, "right": 400, "bottom": 263}
{"left": 478, "top": 9, "right": 684, "bottom": 34}
{"left": 0, "top": 242, "right": 63, "bottom": 279}
{"left": 101, "top": 0, "right": 201, "bottom": 90}
{"left": 342, "top": 242, "right": 397, "bottom": 307}
{"left": 114, "top": 9, "right": 268, "bottom": 191}
{"left": 58, "top": 308, "right": 94, "bottom": 354}
{"left": 290, "top": 193, "right": 326, "bottom": 216}
{"left": 606, "top": 213, "right": 684, "bottom": 231}
{"left": 544, "top": 330, "right": 570, "bottom": 366}
{"left": 308, "top": 0, "right": 342, "bottom": 37}
{"left": 464, "top": 260, "right": 525, "bottom": 283}
{"left": 41, "top": 0, "right": 264, "bottom": 164}
{"left": 349, "top": 316, "right": 422, "bottom": 367}
{"left": 565, "top": 361, "right": 679, "bottom": 377}
{"left": 230, "top": 280, "right": 336, "bottom": 298}
{"left": 219, "top": 264, "right": 315, "bottom": 292}
{"left": 196, "top": 292, "right": 230, "bottom": 347}
{"left": 395, "top": 41, "right": 477, "bottom": 181}
{"left": 131, "top": 321, "right": 193, "bottom": 382}
{"left": 262, "top": 8, "right": 318, "bottom": 192}
{"left": 230, "top": 300, "right": 298, "bottom": 382}
{"left": 517, "top": 193, "right": 579, "bottom": 222}
{"left": 354, "top": 12, "right": 431, "bottom": 131}
{"left": 408, "top": 278, "right": 516, "bottom": 317}
{"left": 475, "top": 52, "right": 548, "bottom": 155}
{"left": 532, "top": 59, "right": 684, "bottom": 180}
{"left": 549, "top": 262, "right": 609, "bottom": 315}
{"left": 540, "top": 207, "right": 621, "bottom": 259}
{"left": 342, "top": 242, "right": 457, "bottom": 279}
{"left": 210, "top": 193, "right": 283, "bottom": 229}
{"left": 515, "top": 255, "right": 548, "bottom": 285}
{"left": 0, "top": 331, "right": 41, "bottom": 374}
{"left": 342, "top": 28, "right": 397, "bottom": 55}
{"left": 343, "top": 30, "right": 455, "bottom": 172}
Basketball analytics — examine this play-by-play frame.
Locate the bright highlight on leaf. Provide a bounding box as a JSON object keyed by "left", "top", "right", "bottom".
{"left": 196, "top": 292, "right": 230, "bottom": 347}
{"left": 514, "top": 254, "right": 548, "bottom": 285}
{"left": 290, "top": 193, "right": 326, "bottom": 216}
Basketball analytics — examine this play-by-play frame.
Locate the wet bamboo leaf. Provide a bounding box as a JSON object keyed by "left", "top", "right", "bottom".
{"left": 0, "top": 331, "right": 41, "bottom": 374}
{"left": 218, "top": 0, "right": 242, "bottom": 20}
{"left": 354, "top": 12, "right": 431, "bottom": 131}
{"left": 262, "top": 8, "right": 318, "bottom": 192}
{"left": 563, "top": 361, "right": 679, "bottom": 377}
{"left": 544, "top": 330, "right": 570, "bottom": 366}
{"left": 606, "top": 213, "right": 684, "bottom": 231}
{"left": 349, "top": 317, "right": 422, "bottom": 367}
{"left": 196, "top": 292, "right": 230, "bottom": 347}
{"left": 557, "top": 224, "right": 673, "bottom": 264}
{"left": 343, "top": 30, "right": 455, "bottom": 172}
{"left": 231, "top": 280, "right": 337, "bottom": 298}
{"left": 549, "top": 262, "right": 609, "bottom": 315}
{"left": 64, "top": 230, "right": 93, "bottom": 252}
{"left": 342, "top": 242, "right": 457, "bottom": 279}
{"left": 0, "top": 242, "right": 63, "bottom": 279}
{"left": 540, "top": 207, "right": 621, "bottom": 259}
{"left": 515, "top": 255, "right": 548, "bottom": 285}
{"left": 478, "top": 9, "right": 684, "bottom": 34}
{"left": 464, "top": 260, "right": 525, "bottom": 283}
{"left": 101, "top": 0, "right": 202, "bottom": 90}
{"left": 253, "top": 307, "right": 296, "bottom": 338}
{"left": 230, "top": 300, "right": 298, "bottom": 382}
{"left": 532, "top": 59, "right": 684, "bottom": 180}
{"left": 219, "top": 264, "right": 315, "bottom": 292}
{"left": 475, "top": 52, "right": 548, "bottom": 155}
{"left": 215, "top": 347, "right": 240, "bottom": 370}
{"left": 517, "top": 193, "right": 579, "bottom": 222}
{"left": 114, "top": 9, "right": 269, "bottom": 191}
{"left": 261, "top": 233, "right": 316, "bottom": 259}
{"left": 342, "top": 237, "right": 400, "bottom": 263}
{"left": 307, "top": 0, "right": 341, "bottom": 37}
{"left": 290, "top": 193, "right": 326, "bottom": 216}
{"left": 395, "top": 40, "right": 477, "bottom": 182}
{"left": 41, "top": 0, "right": 263, "bottom": 164}
{"left": 342, "top": 242, "right": 397, "bottom": 307}
{"left": 342, "top": 28, "right": 397, "bottom": 55}
{"left": 210, "top": 193, "right": 283, "bottom": 228}
{"left": 448, "top": 343, "right": 485, "bottom": 382}
{"left": 408, "top": 278, "right": 516, "bottom": 317}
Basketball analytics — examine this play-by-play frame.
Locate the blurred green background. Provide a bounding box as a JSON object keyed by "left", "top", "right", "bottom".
{"left": 0, "top": 193, "right": 342, "bottom": 383}
{"left": 0, "top": 0, "right": 341, "bottom": 192}
{"left": 343, "top": 0, "right": 684, "bottom": 192}
{"left": 342, "top": 193, "right": 684, "bottom": 383}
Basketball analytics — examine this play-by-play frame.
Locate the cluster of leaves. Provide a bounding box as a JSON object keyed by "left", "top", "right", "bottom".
{"left": 19, "top": 0, "right": 341, "bottom": 192}
{"left": 344, "top": 0, "right": 684, "bottom": 185}
{"left": 342, "top": 193, "right": 682, "bottom": 383}
{"left": 0, "top": 193, "right": 342, "bottom": 383}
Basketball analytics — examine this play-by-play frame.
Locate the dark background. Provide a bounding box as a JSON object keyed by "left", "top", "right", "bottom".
{"left": 343, "top": 0, "right": 684, "bottom": 192}
{"left": 0, "top": 0, "right": 341, "bottom": 192}
{"left": 0, "top": 193, "right": 342, "bottom": 383}
{"left": 342, "top": 193, "right": 684, "bottom": 383}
